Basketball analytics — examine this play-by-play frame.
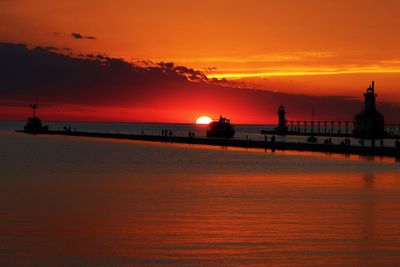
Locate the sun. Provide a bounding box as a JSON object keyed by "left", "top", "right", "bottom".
{"left": 196, "top": 116, "right": 212, "bottom": 124}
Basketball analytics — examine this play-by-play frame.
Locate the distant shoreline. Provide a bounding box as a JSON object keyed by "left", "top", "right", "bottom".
{"left": 1, "top": 120, "right": 273, "bottom": 126}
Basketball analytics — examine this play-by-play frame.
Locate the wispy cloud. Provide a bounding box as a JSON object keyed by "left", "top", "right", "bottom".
{"left": 150, "top": 51, "right": 400, "bottom": 80}
{"left": 151, "top": 51, "right": 335, "bottom": 65}
{"left": 208, "top": 64, "right": 400, "bottom": 79}
{"left": 70, "top": 32, "right": 96, "bottom": 40}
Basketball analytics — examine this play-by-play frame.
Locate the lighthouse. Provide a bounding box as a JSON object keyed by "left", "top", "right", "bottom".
{"left": 353, "top": 81, "right": 385, "bottom": 138}
{"left": 276, "top": 105, "right": 288, "bottom": 133}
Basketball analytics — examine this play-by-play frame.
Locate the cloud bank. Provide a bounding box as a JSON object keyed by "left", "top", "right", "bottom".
{"left": 0, "top": 42, "right": 399, "bottom": 123}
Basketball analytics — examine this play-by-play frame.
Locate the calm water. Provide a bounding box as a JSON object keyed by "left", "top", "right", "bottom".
{"left": 1, "top": 128, "right": 400, "bottom": 266}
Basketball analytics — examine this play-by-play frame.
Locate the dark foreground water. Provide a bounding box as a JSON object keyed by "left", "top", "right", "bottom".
{"left": 1, "top": 130, "right": 400, "bottom": 266}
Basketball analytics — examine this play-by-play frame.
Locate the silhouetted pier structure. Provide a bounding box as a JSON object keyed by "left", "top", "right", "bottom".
{"left": 262, "top": 82, "right": 400, "bottom": 139}
{"left": 23, "top": 104, "right": 48, "bottom": 133}
{"left": 385, "top": 123, "right": 400, "bottom": 137}
{"left": 263, "top": 121, "right": 400, "bottom": 138}
{"left": 263, "top": 120, "right": 357, "bottom": 137}
{"left": 17, "top": 81, "right": 400, "bottom": 159}
{"left": 15, "top": 129, "right": 400, "bottom": 159}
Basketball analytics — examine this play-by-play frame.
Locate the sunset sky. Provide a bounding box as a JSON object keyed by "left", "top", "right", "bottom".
{"left": 1, "top": 0, "right": 400, "bottom": 123}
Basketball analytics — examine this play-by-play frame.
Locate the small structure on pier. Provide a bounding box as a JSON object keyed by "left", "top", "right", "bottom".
{"left": 353, "top": 81, "right": 385, "bottom": 139}
{"left": 206, "top": 116, "right": 235, "bottom": 138}
{"left": 24, "top": 104, "right": 48, "bottom": 134}
{"left": 276, "top": 105, "right": 288, "bottom": 133}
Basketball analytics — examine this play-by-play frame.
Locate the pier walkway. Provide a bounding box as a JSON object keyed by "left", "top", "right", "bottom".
{"left": 17, "top": 130, "right": 400, "bottom": 159}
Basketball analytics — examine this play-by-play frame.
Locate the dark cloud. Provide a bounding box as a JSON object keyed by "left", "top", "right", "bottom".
{"left": 71, "top": 33, "right": 83, "bottom": 39}
{"left": 0, "top": 42, "right": 203, "bottom": 106}
{"left": 71, "top": 33, "right": 96, "bottom": 40}
{"left": 44, "top": 46, "right": 58, "bottom": 51}
{"left": 0, "top": 42, "right": 399, "bottom": 122}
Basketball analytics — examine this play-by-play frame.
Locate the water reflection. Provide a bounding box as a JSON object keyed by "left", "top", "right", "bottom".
{"left": 363, "top": 174, "right": 375, "bottom": 188}
{"left": 1, "top": 133, "right": 400, "bottom": 266}
{"left": 2, "top": 171, "right": 400, "bottom": 265}
{"left": 360, "top": 174, "right": 376, "bottom": 264}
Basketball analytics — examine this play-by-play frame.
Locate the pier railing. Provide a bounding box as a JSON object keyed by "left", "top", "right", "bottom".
{"left": 262, "top": 120, "right": 400, "bottom": 138}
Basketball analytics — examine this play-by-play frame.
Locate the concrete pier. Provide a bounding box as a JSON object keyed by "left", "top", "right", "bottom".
{"left": 16, "top": 130, "right": 400, "bottom": 159}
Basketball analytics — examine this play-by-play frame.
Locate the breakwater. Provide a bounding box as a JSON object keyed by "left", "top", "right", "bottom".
{"left": 17, "top": 130, "right": 400, "bottom": 159}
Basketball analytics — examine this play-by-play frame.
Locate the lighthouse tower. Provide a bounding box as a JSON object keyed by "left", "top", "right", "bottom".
{"left": 354, "top": 81, "right": 385, "bottom": 138}
{"left": 364, "top": 81, "right": 376, "bottom": 111}
{"left": 276, "top": 105, "right": 288, "bottom": 133}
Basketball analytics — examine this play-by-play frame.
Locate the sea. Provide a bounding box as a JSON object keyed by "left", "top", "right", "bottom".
{"left": 1, "top": 121, "right": 400, "bottom": 266}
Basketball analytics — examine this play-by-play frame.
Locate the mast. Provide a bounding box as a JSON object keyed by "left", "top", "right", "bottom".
{"left": 30, "top": 104, "right": 38, "bottom": 118}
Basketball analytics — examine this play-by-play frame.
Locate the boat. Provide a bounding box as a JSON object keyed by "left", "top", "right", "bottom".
{"left": 206, "top": 116, "right": 235, "bottom": 138}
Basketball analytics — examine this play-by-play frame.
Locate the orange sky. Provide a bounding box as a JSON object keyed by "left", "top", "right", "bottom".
{"left": 1, "top": 0, "right": 400, "bottom": 100}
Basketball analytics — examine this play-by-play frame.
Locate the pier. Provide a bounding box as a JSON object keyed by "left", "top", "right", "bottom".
{"left": 261, "top": 120, "right": 400, "bottom": 139}
{"left": 16, "top": 129, "right": 400, "bottom": 159}
{"left": 262, "top": 82, "right": 400, "bottom": 139}
{"left": 16, "top": 81, "right": 400, "bottom": 159}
